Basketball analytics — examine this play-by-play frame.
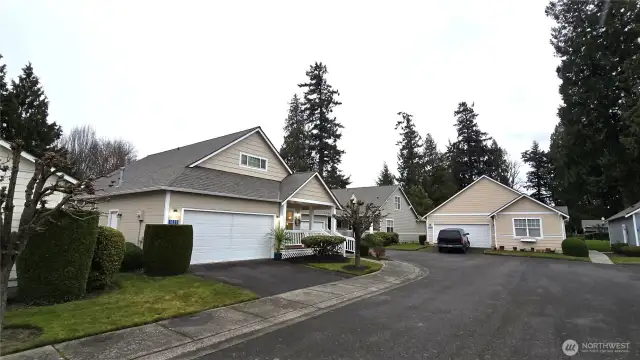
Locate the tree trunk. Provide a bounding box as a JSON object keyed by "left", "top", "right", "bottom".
{"left": 354, "top": 236, "right": 361, "bottom": 267}
{"left": 0, "top": 257, "right": 13, "bottom": 334}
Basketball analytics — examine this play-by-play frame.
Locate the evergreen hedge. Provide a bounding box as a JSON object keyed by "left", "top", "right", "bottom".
{"left": 143, "top": 224, "right": 193, "bottom": 276}
{"left": 87, "top": 226, "right": 126, "bottom": 291}
{"left": 120, "top": 242, "right": 144, "bottom": 272}
{"left": 17, "top": 210, "right": 99, "bottom": 304}
{"left": 301, "top": 235, "right": 344, "bottom": 256}
{"left": 561, "top": 237, "right": 589, "bottom": 257}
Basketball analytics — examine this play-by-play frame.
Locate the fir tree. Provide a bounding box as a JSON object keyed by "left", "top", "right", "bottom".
{"left": 0, "top": 59, "right": 61, "bottom": 156}
{"left": 298, "top": 62, "right": 349, "bottom": 187}
{"left": 448, "top": 102, "right": 489, "bottom": 190}
{"left": 421, "top": 133, "right": 456, "bottom": 207}
{"left": 485, "top": 139, "right": 510, "bottom": 186}
{"left": 405, "top": 185, "right": 433, "bottom": 216}
{"left": 521, "top": 141, "right": 553, "bottom": 204}
{"left": 280, "top": 94, "right": 312, "bottom": 172}
{"left": 395, "top": 112, "right": 423, "bottom": 189}
{"left": 376, "top": 162, "right": 395, "bottom": 186}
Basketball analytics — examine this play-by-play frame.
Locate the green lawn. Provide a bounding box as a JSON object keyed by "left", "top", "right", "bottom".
{"left": 484, "top": 250, "right": 591, "bottom": 262}
{"left": 307, "top": 258, "right": 382, "bottom": 275}
{"left": 585, "top": 239, "right": 611, "bottom": 252}
{"left": 386, "top": 243, "right": 426, "bottom": 251}
{"left": 2, "top": 273, "right": 257, "bottom": 354}
{"left": 607, "top": 254, "right": 640, "bottom": 264}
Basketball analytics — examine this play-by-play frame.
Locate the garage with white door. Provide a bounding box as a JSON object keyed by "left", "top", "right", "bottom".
{"left": 433, "top": 224, "right": 492, "bottom": 248}
{"left": 182, "top": 210, "right": 274, "bottom": 264}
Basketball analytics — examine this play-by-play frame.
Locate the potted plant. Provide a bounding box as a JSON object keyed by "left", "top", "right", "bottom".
{"left": 269, "top": 227, "right": 291, "bottom": 260}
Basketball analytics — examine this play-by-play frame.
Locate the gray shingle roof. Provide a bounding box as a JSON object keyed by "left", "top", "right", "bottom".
{"left": 168, "top": 168, "right": 280, "bottom": 201}
{"left": 280, "top": 172, "right": 316, "bottom": 200}
{"left": 582, "top": 220, "right": 607, "bottom": 228}
{"left": 608, "top": 201, "right": 640, "bottom": 221}
{"left": 331, "top": 185, "right": 399, "bottom": 208}
{"left": 554, "top": 206, "right": 569, "bottom": 216}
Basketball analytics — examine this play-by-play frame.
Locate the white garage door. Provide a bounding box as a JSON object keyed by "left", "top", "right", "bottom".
{"left": 300, "top": 221, "right": 325, "bottom": 231}
{"left": 434, "top": 224, "right": 492, "bottom": 248}
{"left": 183, "top": 210, "right": 274, "bottom": 264}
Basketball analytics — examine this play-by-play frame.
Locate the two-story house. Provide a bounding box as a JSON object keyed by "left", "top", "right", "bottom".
{"left": 93, "top": 127, "right": 343, "bottom": 264}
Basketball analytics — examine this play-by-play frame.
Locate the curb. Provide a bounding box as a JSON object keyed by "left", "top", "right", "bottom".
{"left": 2, "top": 260, "right": 427, "bottom": 360}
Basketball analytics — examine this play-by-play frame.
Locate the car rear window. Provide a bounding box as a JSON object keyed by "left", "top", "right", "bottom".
{"left": 438, "top": 230, "right": 461, "bottom": 239}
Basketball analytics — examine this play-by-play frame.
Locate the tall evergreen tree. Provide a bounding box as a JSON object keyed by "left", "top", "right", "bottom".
{"left": 395, "top": 112, "right": 423, "bottom": 189}
{"left": 280, "top": 94, "right": 312, "bottom": 172}
{"left": 405, "top": 185, "right": 433, "bottom": 216}
{"left": 448, "top": 102, "right": 489, "bottom": 190}
{"left": 298, "top": 62, "right": 350, "bottom": 188}
{"left": 421, "top": 133, "right": 456, "bottom": 207}
{"left": 521, "top": 141, "right": 553, "bottom": 204}
{"left": 0, "top": 58, "right": 61, "bottom": 156}
{"left": 485, "top": 139, "right": 510, "bottom": 186}
{"left": 546, "top": 0, "right": 640, "bottom": 219}
{"left": 376, "top": 162, "right": 395, "bottom": 186}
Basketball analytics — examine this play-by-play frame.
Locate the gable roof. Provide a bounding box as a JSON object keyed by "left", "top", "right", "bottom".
{"left": 423, "top": 175, "right": 521, "bottom": 219}
{"left": 331, "top": 185, "right": 423, "bottom": 220}
{"left": 0, "top": 139, "right": 78, "bottom": 184}
{"left": 608, "top": 201, "right": 640, "bottom": 221}
{"left": 487, "top": 194, "right": 569, "bottom": 218}
{"left": 282, "top": 172, "right": 343, "bottom": 209}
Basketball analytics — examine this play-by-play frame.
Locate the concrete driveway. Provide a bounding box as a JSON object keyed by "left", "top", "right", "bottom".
{"left": 190, "top": 259, "right": 351, "bottom": 297}
{"left": 201, "top": 250, "right": 640, "bottom": 359}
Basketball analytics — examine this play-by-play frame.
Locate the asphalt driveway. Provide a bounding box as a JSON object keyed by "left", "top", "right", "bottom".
{"left": 200, "top": 250, "right": 640, "bottom": 359}
{"left": 190, "top": 259, "right": 351, "bottom": 297}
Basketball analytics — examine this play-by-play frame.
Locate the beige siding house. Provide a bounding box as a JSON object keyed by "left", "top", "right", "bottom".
{"left": 93, "top": 127, "right": 344, "bottom": 264}
{"left": 424, "top": 176, "right": 569, "bottom": 250}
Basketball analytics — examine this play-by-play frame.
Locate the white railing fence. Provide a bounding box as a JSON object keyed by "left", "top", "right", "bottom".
{"left": 284, "top": 229, "right": 330, "bottom": 247}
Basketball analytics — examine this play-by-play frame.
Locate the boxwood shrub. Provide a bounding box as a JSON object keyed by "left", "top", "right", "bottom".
{"left": 611, "top": 242, "right": 629, "bottom": 254}
{"left": 87, "top": 226, "right": 126, "bottom": 291}
{"left": 301, "top": 235, "right": 344, "bottom": 256}
{"left": 378, "top": 232, "right": 399, "bottom": 246}
{"left": 561, "top": 237, "right": 589, "bottom": 257}
{"left": 143, "top": 224, "right": 193, "bottom": 276}
{"left": 17, "top": 210, "right": 99, "bottom": 305}
{"left": 120, "top": 242, "right": 144, "bottom": 272}
{"left": 622, "top": 245, "right": 640, "bottom": 257}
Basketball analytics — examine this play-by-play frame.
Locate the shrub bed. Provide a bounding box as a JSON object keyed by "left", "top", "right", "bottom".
{"left": 377, "top": 232, "right": 399, "bottom": 246}
{"left": 143, "top": 224, "right": 193, "bottom": 276}
{"left": 87, "top": 226, "right": 126, "bottom": 291}
{"left": 622, "top": 245, "right": 640, "bottom": 257}
{"left": 561, "top": 238, "right": 589, "bottom": 257}
{"left": 612, "top": 242, "right": 630, "bottom": 254}
{"left": 17, "top": 210, "right": 99, "bottom": 304}
{"left": 120, "top": 242, "right": 144, "bottom": 272}
{"left": 301, "top": 235, "right": 344, "bottom": 257}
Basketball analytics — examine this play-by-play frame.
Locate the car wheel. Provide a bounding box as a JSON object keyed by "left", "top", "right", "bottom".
{"left": 438, "top": 247, "right": 443, "bottom": 253}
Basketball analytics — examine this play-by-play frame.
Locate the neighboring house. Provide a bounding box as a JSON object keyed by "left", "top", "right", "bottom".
{"left": 581, "top": 219, "right": 608, "bottom": 234}
{"left": 0, "top": 140, "right": 77, "bottom": 287}
{"left": 310, "top": 185, "right": 426, "bottom": 243}
{"left": 423, "top": 176, "right": 569, "bottom": 250}
{"left": 93, "top": 127, "right": 343, "bottom": 264}
{"left": 607, "top": 202, "right": 640, "bottom": 246}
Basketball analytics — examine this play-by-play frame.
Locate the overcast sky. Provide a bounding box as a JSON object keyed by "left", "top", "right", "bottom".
{"left": 0, "top": 1, "right": 560, "bottom": 187}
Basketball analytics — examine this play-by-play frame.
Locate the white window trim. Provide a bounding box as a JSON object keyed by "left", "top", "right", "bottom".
{"left": 386, "top": 219, "right": 394, "bottom": 232}
{"left": 394, "top": 196, "right": 401, "bottom": 210}
{"left": 108, "top": 209, "right": 119, "bottom": 229}
{"left": 512, "top": 217, "right": 543, "bottom": 239}
{"left": 239, "top": 152, "right": 268, "bottom": 171}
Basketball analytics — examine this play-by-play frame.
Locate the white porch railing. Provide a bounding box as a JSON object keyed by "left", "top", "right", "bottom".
{"left": 343, "top": 236, "right": 355, "bottom": 253}
{"left": 284, "top": 229, "right": 330, "bottom": 246}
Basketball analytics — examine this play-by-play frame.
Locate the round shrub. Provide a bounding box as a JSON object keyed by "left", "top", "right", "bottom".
{"left": 561, "top": 238, "right": 589, "bottom": 257}
{"left": 87, "top": 226, "right": 126, "bottom": 291}
{"left": 378, "top": 232, "right": 399, "bottom": 246}
{"left": 143, "top": 224, "right": 193, "bottom": 276}
{"left": 622, "top": 245, "right": 640, "bottom": 257}
{"left": 17, "top": 210, "right": 99, "bottom": 305}
{"left": 120, "top": 242, "right": 144, "bottom": 272}
{"left": 363, "top": 233, "right": 383, "bottom": 248}
{"left": 301, "top": 235, "right": 344, "bottom": 257}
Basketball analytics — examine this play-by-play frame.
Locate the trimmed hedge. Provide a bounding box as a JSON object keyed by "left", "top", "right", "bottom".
{"left": 87, "top": 226, "right": 126, "bottom": 291}
{"left": 561, "top": 238, "right": 589, "bottom": 257}
{"left": 419, "top": 235, "right": 427, "bottom": 245}
{"left": 363, "top": 233, "right": 383, "bottom": 247}
{"left": 301, "top": 235, "right": 344, "bottom": 257}
{"left": 17, "top": 210, "right": 99, "bottom": 305}
{"left": 584, "top": 232, "right": 609, "bottom": 241}
{"left": 378, "top": 232, "right": 399, "bottom": 246}
{"left": 143, "top": 224, "right": 193, "bottom": 276}
{"left": 120, "top": 242, "right": 144, "bottom": 272}
{"left": 612, "top": 242, "right": 629, "bottom": 254}
{"left": 622, "top": 245, "right": 640, "bottom": 257}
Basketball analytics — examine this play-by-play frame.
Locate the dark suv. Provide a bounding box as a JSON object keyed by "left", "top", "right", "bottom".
{"left": 436, "top": 228, "right": 471, "bottom": 253}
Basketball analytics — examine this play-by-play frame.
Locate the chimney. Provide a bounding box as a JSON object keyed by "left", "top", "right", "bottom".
{"left": 117, "top": 167, "right": 125, "bottom": 187}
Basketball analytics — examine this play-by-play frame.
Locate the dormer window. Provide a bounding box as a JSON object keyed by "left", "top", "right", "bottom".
{"left": 240, "top": 153, "right": 267, "bottom": 170}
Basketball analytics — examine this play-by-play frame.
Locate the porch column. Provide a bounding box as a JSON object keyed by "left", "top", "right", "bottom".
{"left": 279, "top": 202, "right": 287, "bottom": 229}
{"left": 309, "top": 206, "right": 314, "bottom": 230}
{"left": 331, "top": 206, "right": 337, "bottom": 235}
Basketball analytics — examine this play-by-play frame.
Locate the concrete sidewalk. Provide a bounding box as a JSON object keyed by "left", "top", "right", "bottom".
{"left": 3, "top": 260, "right": 426, "bottom": 360}
{"left": 589, "top": 250, "right": 614, "bottom": 264}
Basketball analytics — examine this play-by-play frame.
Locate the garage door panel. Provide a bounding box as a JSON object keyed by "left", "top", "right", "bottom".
{"left": 434, "top": 224, "right": 491, "bottom": 248}
{"left": 183, "top": 210, "right": 273, "bottom": 264}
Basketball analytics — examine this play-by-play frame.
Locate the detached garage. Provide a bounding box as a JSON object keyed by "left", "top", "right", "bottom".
{"left": 182, "top": 210, "right": 275, "bottom": 264}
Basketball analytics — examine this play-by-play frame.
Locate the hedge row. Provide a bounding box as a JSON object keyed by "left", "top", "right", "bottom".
{"left": 143, "top": 224, "right": 193, "bottom": 276}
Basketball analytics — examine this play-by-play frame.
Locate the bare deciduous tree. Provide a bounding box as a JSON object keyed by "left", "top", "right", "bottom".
{"left": 59, "top": 125, "right": 137, "bottom": 179}
{"left": 333, "top": 198, "right": 384, "bottom": 267}
{"left": 0, "top": 140, "right": 97, "bottom": 330}
{"left": 506, "top": 157, "right": 524, "bottom": 191}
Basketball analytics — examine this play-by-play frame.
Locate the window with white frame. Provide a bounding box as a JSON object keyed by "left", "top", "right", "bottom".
{"left": 240, "top": 153, "right": 267, "bottom": 170}
{"left": 513, "top": 218, "right": 541, "bottom": 238}
{"left": 386, "top": 219, "right": 394, "bottom": 232}
{"left": 394, "top": 196, "right": 401, "bottom": 210}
